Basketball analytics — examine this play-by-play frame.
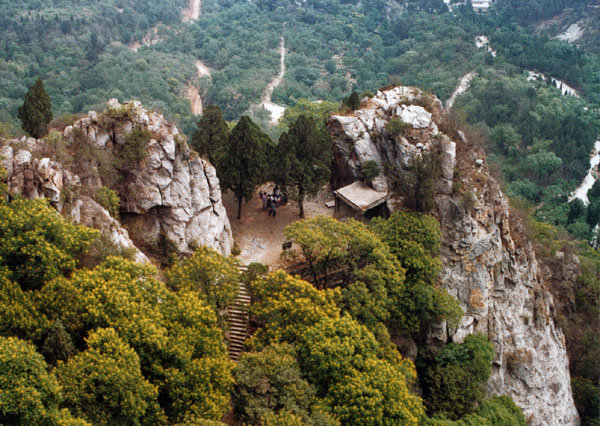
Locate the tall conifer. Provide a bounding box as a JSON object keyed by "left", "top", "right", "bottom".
{"left": 18, "top": 78, "right": 53, "bottom": 138}
{"left": 219, "top": 116, "right": 270, "bottom": 219}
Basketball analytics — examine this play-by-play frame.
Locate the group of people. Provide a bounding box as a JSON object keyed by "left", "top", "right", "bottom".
{"left": 260, "top": 186, "right": 288, "bottom": 217}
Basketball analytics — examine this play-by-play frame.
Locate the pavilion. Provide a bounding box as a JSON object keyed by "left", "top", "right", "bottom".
{"left": 333, "top": 181, "right": 390, "bottom": 221}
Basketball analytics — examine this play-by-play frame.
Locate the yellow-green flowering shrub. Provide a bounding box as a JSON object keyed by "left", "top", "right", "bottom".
{"left": 0, "top": 335, "right": 61, "bottom": 424}
{"left": 248, "top": 271, "right": 341, "bottom": 349}
{"left": 38, "top": 256, "right": 233, "bottom": 424}
{"left": 56, "top": 328, "right": 163, "bottom": 425}
{"left": 0, "top": 268, "right": 47, "bottom": 341}
{"left": 0, "top": 198, "right": 98, "bottom": 290}
{"left": 166, "top": 246, "right": 240, "bottom": 312}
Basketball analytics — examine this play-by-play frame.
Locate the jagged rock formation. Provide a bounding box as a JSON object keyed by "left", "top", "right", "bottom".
{"left": 1, "top": 99, "right": 232, "bottom": 260}
{"left": 1, "top": 140, "right": 150, "bottom": 263}
{"left": 329, "top": 87, "right": 579, "bottom": 426}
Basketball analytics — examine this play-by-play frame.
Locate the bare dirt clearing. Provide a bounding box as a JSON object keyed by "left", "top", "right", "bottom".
{"left": 222, "top": 186, "right": 334, "bottom": 268}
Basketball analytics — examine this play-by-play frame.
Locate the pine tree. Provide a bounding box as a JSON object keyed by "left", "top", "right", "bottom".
{"left": 18, "top": 78, "right": 53, "bottom": 138}
{"left": 219, "top": 116, "right": 271, "bottom": 219}
{"left": 275, "top": 115, "right": 331, "bottom": 218}
{"left": 190, "top": 105, "right": 229, "bottom": 164}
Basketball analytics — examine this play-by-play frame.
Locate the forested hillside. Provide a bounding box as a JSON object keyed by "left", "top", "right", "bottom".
{"left": 1, "top": 0, "right": 599, "bottom": 424}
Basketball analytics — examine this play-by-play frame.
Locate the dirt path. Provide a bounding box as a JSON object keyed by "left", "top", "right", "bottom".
{"left": 569, "top": 140, "right": 600, "bottom": 205}
{"left": 446, "top": 72, "right": 476, "bottom": 110}
{"left": 261, "top": 37, "right": 287, "bottom": 124}
{"left": 186, "top": 86, "right": 203, "bottom": 115}
{"left": 182, "top": 0, "right": 201, "bottom": 22}
{"left": 223, "top": 185, "right": 334, "bottom": 269}
{"left": 186, "top": 60, "right": 212, "bottom": 115}
{"left": 195, "top": 60, "right": 211, "bottom": 78}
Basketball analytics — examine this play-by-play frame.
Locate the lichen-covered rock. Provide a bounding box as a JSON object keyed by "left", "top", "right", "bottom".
{"left": 329, "top": 87, "right": 444, "bottom": 191}
{"left": 1, "top": 99, "right": 233, "bottom": 260}
{"left": 66, "top": 99, "right": 232, "bottom": 256}
{"left": 329, "top": 86, "right": 579, "bottom": 426}
{"left": 1, "top": 142, "right": 149, "bottom": 263}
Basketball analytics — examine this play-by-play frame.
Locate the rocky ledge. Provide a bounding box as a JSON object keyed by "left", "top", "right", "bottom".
{"left": 329, "top": 87, "right": 579, "bottom": 425}
{"left": 1, "top": 99, "right": 232, "bottom": 260}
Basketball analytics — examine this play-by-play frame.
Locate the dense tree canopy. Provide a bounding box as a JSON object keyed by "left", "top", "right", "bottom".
{"left": 0, "top": 336, "right": 62, "bottom": 425}
{"left": 0, "top": 198, "right": 98, "bottom": 291}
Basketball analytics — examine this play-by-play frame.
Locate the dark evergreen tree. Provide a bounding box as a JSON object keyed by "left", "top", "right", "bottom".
{"left": 190, "top": 105, "right": 230, "bottom": 164}
{"left": 18, "top": 78, "right": 52, "bottom": 139}
{"left": 41, "top": 319, "right": 76, "bottom": 366}
{"left": 275, "top": 115, "right": 331, "bottom": 218}
{"left": 344, "top": 91, "right": 361, "bottom": 110}
{"left": 219, "top": 116, "right": 270, "bottom": 219}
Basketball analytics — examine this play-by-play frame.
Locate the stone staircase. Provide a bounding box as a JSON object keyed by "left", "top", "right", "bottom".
{"left": 227, "top": 266, "right": 250, "bottom": 361}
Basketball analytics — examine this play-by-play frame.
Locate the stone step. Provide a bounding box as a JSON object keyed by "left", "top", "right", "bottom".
{"left": 228, "top": 344, "right": 245, "bottom": 353}
{"left": 229, "top": 341, "right": 245, "bottom": 349}
{"left": 228, "top": 312, "right": 248, "bottom": 319}
{"left": 229, "top": 333, "right": 247, "bottom": 340}
{"left": 229, "top": 323, "right": 248, "bottom": 330}
{"left": 227, "top": 265, "right": 252, "bottom": 361}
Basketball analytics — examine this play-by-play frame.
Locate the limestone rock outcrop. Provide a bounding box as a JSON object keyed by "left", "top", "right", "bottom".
{"left": 1, "top": 99, "right": 232, "bottom": 260}
{"left": 329, "top": 87, "right": 579, "bottom": 425}
{"left": 1, "top": 141, "right": 149, "bottom": 263}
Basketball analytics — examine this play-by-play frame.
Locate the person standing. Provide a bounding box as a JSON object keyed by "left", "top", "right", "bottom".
{"left": 261, "top": 191, "right": 267, "bottom": 210}
{"left": 269, "top": 195, "right": 278, "bottom": 217}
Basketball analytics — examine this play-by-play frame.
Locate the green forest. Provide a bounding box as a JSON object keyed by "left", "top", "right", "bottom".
{"left": 0, "top": 0, "right": 599, "bottom": 236}
{"left": 0, "top": 193, "right": 530, "bottom": 425}
{"left": 1, "top": 0, "right": 599, "bottom": 424}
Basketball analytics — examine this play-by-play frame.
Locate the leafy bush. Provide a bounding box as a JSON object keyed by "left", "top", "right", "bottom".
{"left": 234, "top": 343, "right": 336, "bottom": 426}
{"left": 118, "top": 128, "right": 152, "bottom": 166}
{"left": 166, "top": 246, "right": 240, "bottom": 313}
{"left": 37, "top": 256, "right": 234, "bottom": 423}
{"left": 95, "top": 186, "right": 120, "bottom": 218}
{"left": 56, "top": 328, "right": 161, "bottom": 425}
{"left": 423, "top": 334, "right": 495, "bottom": 419}
{"left": 398, "top": 151, "right": 440, "bottom": 212}
{"left": 386, "top": 117, "right": 410, "bottom": 137}
{"left": 343, "top": 91, "right": 361, "bottom": 110}
{"left": 0, "top": 336, "right": 61, "bottom": 425}
{"left": 0, "top": 198, "right": 98, "bottom": 290}
{"left": 371, "top": 212, "right": 462, "bottom": 333}
{"left": 361, "top": 160, "right": 380, "bottom": 181}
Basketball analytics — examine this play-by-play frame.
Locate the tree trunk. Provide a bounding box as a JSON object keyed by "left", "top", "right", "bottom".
{"left": 298, "top": 186, "right": 305, "bottom": 218}
{"left": 237, "top": 196, "right": 242, "bottom": 220}
{"left": 308, "top": 260, "right": 321, "bottom": 289}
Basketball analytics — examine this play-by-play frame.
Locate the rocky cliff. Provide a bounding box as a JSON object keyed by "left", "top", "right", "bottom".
{"left": 329, "top": 87, "right": 579, "bottom": 425}
{"left": 1, "top": 99, "right": 232, "bottom": 260}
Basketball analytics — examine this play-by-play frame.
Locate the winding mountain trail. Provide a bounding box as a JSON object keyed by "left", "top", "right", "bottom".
{"left": 182, "top": 0, "right": 201, "bottom": 22}
{"left": 569, "top": 140, "right": 600, "bottom": 205}
{"left": 261, "top": 37, "right": 286, "bottom": 124}
{"left": 446, "top": 72, "right": 476, "bottom": 110}
{"left": 186, "top": 60, "right": 212, "bottom": 115}
{"left": 527, "top": 70, "right": 579, "bottom": 97}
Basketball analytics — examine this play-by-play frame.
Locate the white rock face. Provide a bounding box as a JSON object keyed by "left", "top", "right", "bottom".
{"left": 329, "top": 86, "right": 579, "bottom": 426}
{"left": 329, "top": 87, "right": 443, "bottom": 190}
{"left": 1, "top": 143, "right": 149, "bottom": 263}
{"left": 1, "top": 99, "right": 233, "bottom": 260}
{"left": 67, "top": 99, "right": 233, "bottom": 256}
